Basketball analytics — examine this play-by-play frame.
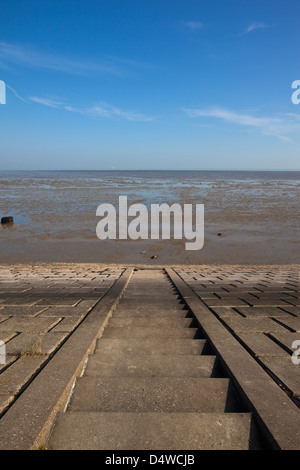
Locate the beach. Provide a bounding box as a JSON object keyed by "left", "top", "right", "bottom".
{"left": 2, "top": 0, "right": 300, "bottom": 451}
{"left": 1, "top": 171, "right": 300, "bottom": 449}
{"left": 1, "top": 173, "right": 300, "bottom": 449}
{"left": 1, "top": 170, "right": 299, "bottom": 265}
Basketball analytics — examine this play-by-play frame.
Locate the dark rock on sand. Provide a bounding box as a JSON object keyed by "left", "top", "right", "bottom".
{"left": 1, "top": 216, "right": 14, "bottom": 224}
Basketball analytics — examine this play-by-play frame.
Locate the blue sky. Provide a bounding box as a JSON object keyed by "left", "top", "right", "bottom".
{"left": 1, "top": 0, "right": 300, "bottom": 170}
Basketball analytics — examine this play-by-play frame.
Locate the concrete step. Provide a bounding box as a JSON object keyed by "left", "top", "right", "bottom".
{"left": 107, "top": 317, "right": 195, "bottom": 328}
{"left": 113, "top": 307, "right": 190, "bottom": 318}
{"left": 68, "top": 377, "right": 242, "bottom": 413}
{"left": 101, "top": 327, "right": 199, "bottom": 339}
{"left": 85, "top": 354, "right": 220, "bottom": 378}
{"left": 48, "top": 411, "right": 258, "bottom": 450}
{"left": 121, "top": 293, "right": 181, "bottom": 300}
{"left": 117, "top": 299, "right": 187, "bottom": 309}
{"left": 95, "top": 338, "right": 208, "bottom": 356}
{"left": 122, "top": 287, "right": 178, "bottom": 293}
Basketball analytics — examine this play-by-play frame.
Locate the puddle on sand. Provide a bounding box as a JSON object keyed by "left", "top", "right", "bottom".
{"left": 1, "top": 213, "right": 31, "bottom": 227}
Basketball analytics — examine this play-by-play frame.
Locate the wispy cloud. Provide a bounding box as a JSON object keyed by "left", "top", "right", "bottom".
{"left": 86, "top": 103, "right": 154, "bottom": 121}
{"left": 0, "top": 41, "right": 146, "bottom": 76}
{"left": 29, "top": 96, "right": 65, "bottom": 108}
{"left": 29, "top": 95, "right": 154, "bottom": 122}
{"left": 183, "top": 106, "right": 300, "bottom": 142}
{"left": 6, "top": 81, "right": 155, "bottom": 121}
{"left": 226, "top": 22, "right": 273, "bottom": 38}
{"left": 181, "top": 21, "right": 203, "bottom": 32}
{"left": 244, "top": 22, "right": 270, "bottom": 34}
{"left": 6, "top": 84, "right": 30, "bottom": 103}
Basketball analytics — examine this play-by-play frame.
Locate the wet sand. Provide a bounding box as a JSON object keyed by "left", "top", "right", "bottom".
{"left": 1, "top": 170, "right": 299, "bottom": 265}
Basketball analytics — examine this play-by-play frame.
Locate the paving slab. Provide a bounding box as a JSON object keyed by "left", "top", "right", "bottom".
{"left": 5, "top": 331, "right": 69, "bottom": 356}
{"left": 28, "top": 293, "right": 70, "bottom": 300}
{"left": 0, "top": 316, "right": 62, "bottom": 333}
{"left": 194, "top": 291, "right": 223, "bottom": 299}
{"left": 205, "top": 299, "right": 250, "bottom": 307}
{"left": 0, "top": 395, "right": 14, "bottom": 415}
{"left": 0, "top": 331, "right": 18, "bottom": 343}
{"left": 245, "top": 299, "right": 296, "bottom": 308}
{"left": 0, "top": 355, "right": 18, "bottom": 374}
{"left": 210, "top": 307, "right": 242, "bottom": 319}
{"left": 49, "top": 317, "right": 83, "bottom": 333}
{"left": 269, "top": 331, "right": 300, "bottom": 354}
{"left": 235, "top": 307, "right": 294, "bottom": 318}
{"left": 238, "top": 333, "right": 289, "bottom": 357}
{"left": 222, "top": 317, "right": 288, "bottom": 333}
{"left": 0, "top": 298, "right": 39, "bottom": 306}
{"left": 38, "top": 304, "right": 96, "bottom": 318}
{"left": 279, "top": 307, "right": 300, "bottom": 317}
{"left": 258, "top": 356, "right": 300, "bottom": 396}
{"left": 0, "top": 356, "right": 47, "bottom": 397}
{"left": 273, "top": 317, "right": 300, "bottom": 332}
{"left": 284, "top": 300, "right": 300, "bottom": 307}
{"left": 0, "top": 306, "right": 48, "bottom": 317}
{"left": 36, "top": 299, "right": 81, "bottom": 307}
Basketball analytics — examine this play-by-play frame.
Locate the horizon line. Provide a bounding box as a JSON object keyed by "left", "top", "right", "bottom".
{"left": 0, "top": 168, "right": 300, "bottom": 172}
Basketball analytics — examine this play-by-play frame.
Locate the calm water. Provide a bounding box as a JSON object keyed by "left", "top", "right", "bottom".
{"left": 0, "top": 170, "right": 299, "bottom": 264}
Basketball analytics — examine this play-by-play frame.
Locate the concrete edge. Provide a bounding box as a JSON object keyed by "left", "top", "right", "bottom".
{"left": 1, "top": 263, "right": 300, "bottom": 268}
{"left": 0, "top": 267, "right": 133, "bottom": 450}
{"left": 165, "top": 267, "right": 300, "bottom": 450}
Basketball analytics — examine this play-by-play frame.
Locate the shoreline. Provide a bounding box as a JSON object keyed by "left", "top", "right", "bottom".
{"left": 0, "top": 262, "right": 299, "bottom": 269}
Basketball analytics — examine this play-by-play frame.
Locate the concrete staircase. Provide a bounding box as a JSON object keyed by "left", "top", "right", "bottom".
{"left": 48, "top": 269, "right": 261, "bottom": 450}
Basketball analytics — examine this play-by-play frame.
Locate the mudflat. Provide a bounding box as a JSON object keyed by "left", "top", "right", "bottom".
{"left": 1, "top": 170, "right": 299, "bottom": 264}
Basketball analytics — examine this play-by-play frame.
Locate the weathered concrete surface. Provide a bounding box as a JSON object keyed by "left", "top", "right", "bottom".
{"left": 0, "top": 264, "right": 299, "bottom": 450}
{"left": 68, "top": 377, "right": 240, "bottom": 413}
{"left": 238, "top": 332, "right": 289, "bottom": 357}
{"left": 0, "top": 266, "right": 123, "bottom": 413}
{"left": 107, "top": 317, "right": 194, "bottom": 327}
{"left": 171, "top": 266, "right": 300, "bottom": 450}
{"left": 95, "top": 338, "right": 208, "bottom": 356}
{"left": 48, "top": 269, "right": 258, "bottom": 450}
{"left": 0, "top": 265, "right": 129, "bottom": 449}
{"left": 101, "top": 326, "right": 199, "bottom": 339}
{"left": 0, "top": 356, "right": 46, "bottom": 397}
{"left": 85, "top": 354, "right": 219, "bottom": 378}
{"left": 48, "top": 411, "right": 259, "bottom": 450}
